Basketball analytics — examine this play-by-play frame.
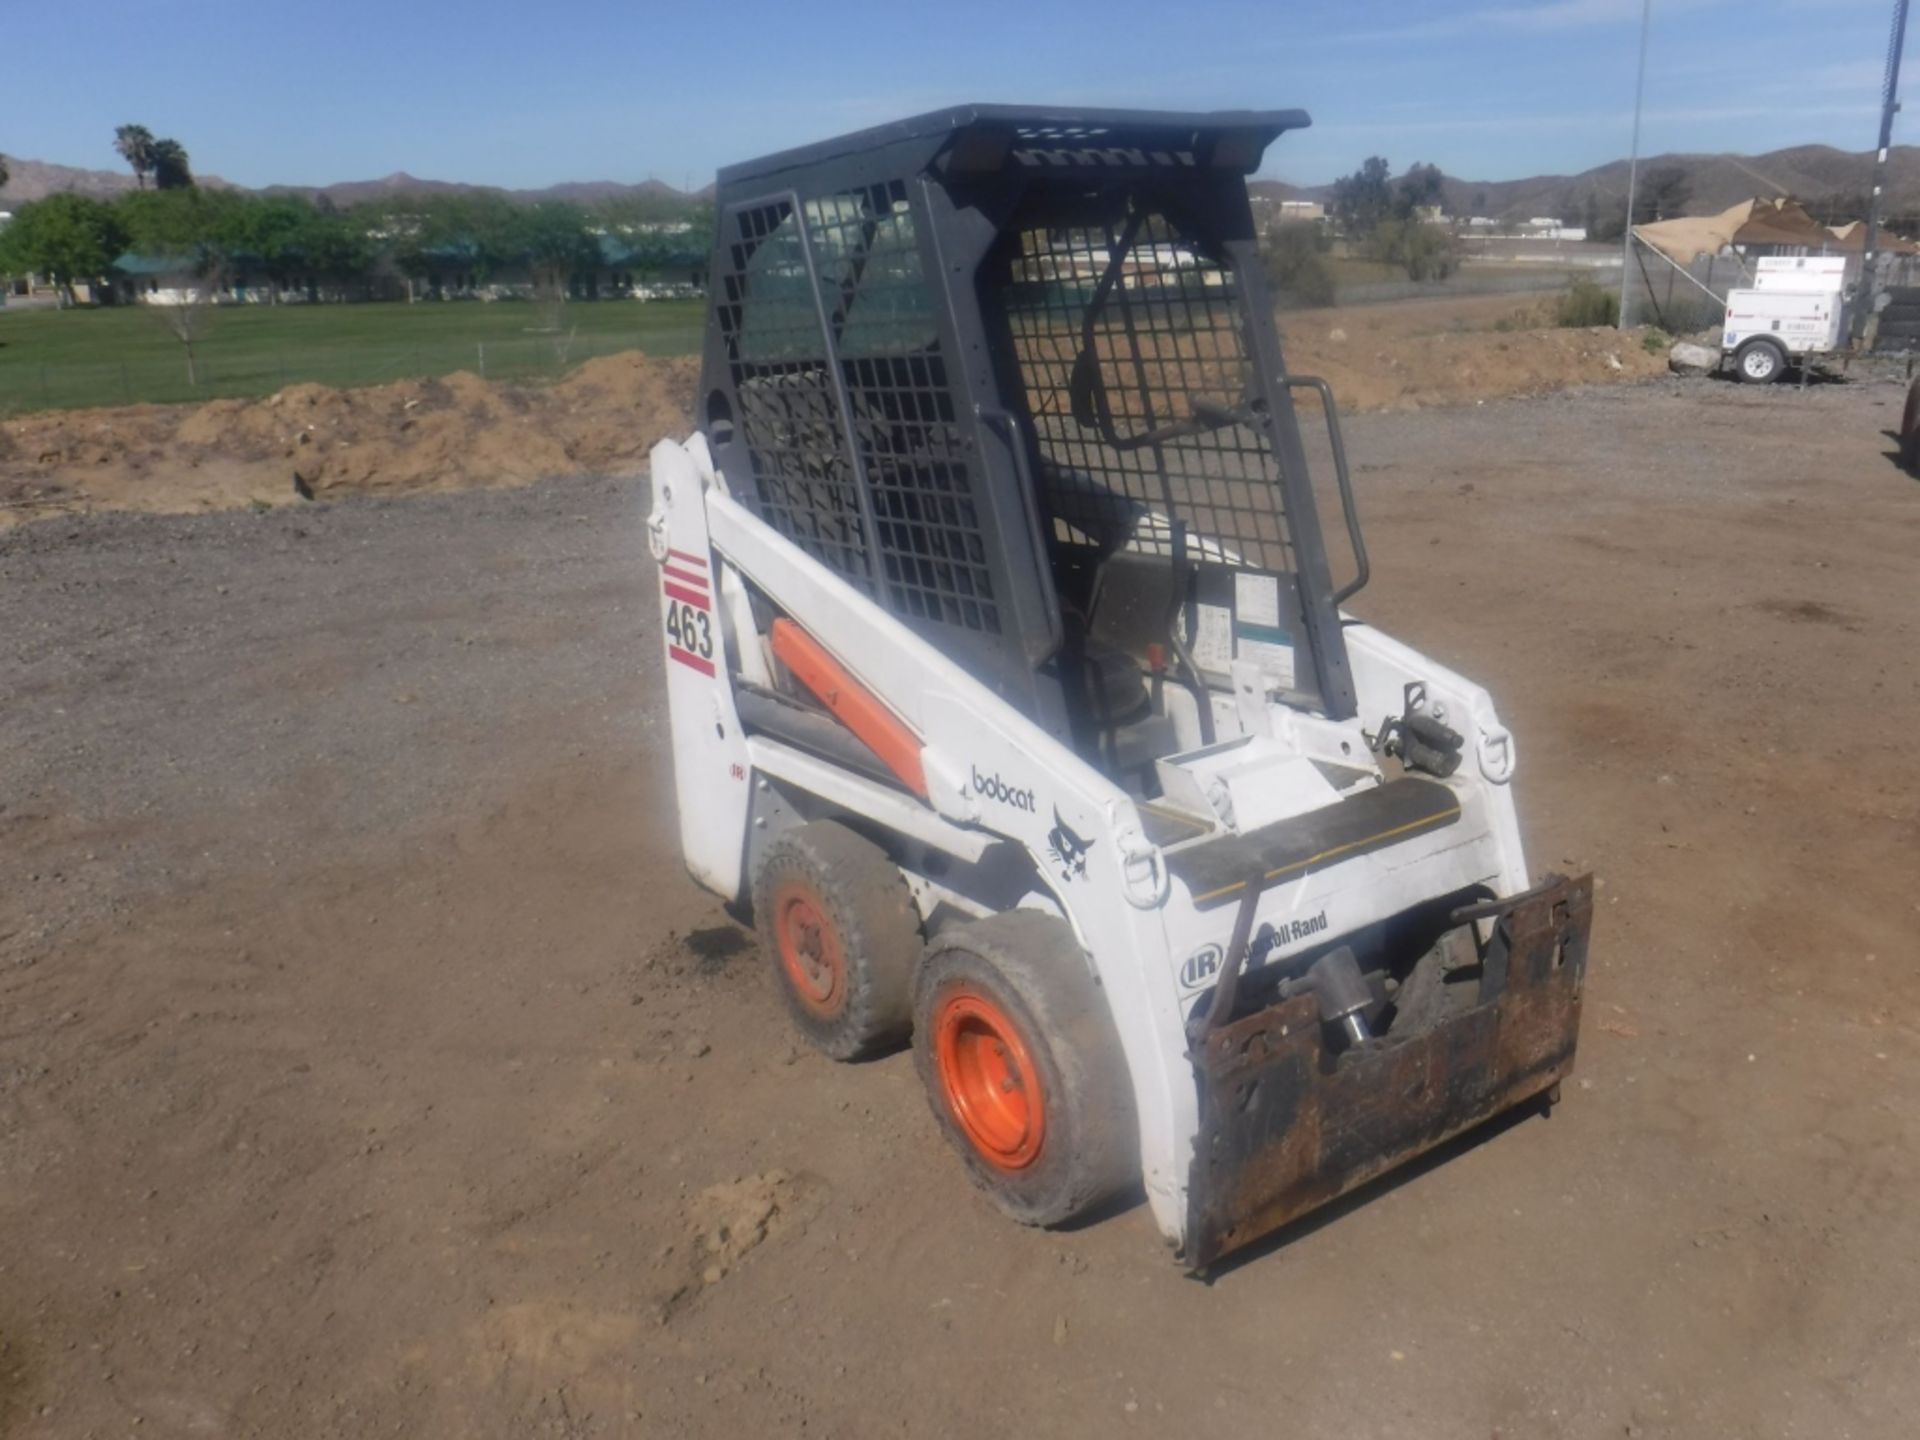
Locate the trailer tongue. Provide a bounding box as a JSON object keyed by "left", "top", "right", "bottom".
{"left": 648, "top": 105, "right": 1592, "bottom": 1266}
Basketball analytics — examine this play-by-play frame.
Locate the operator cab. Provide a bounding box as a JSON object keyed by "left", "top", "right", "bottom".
{"left": 698, "top": 106, "right": 1367, "bottom": 797}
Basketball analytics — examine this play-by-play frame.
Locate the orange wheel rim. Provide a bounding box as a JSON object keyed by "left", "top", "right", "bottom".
{"left": 773, "top": 884, "right": 844, "bottom": 1018}
{"left": 932, "top": 986, "right": 1045, "bottom": 1171}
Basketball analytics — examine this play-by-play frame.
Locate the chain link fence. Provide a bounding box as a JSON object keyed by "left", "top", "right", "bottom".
{"left": 0, "top": 316, "right": 702, "bottom": 419}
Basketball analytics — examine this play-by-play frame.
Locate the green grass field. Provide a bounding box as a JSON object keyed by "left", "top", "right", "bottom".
{"left": 0, "top": 299, "right": 706, "bottom": 416}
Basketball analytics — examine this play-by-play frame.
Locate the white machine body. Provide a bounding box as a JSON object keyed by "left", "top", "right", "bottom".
{"left": 647, "top": 436, "right": 1534, "bottom": 1252}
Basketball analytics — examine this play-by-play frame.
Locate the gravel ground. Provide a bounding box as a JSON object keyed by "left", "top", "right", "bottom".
{"left": 2, "top": 374, "right": 1918, "bottom": 1439}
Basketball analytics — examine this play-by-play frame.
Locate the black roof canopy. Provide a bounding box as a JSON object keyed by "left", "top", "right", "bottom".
{"left": 715, "top": 104, "right": 1312, "bottom": 190}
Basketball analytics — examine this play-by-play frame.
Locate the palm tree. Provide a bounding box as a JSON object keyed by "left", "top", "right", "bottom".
{"left": 115, "top": 124, "right": 157, "bottom": 189}
{"left": 150, "top": 139, "right": 193, "bottom": 191}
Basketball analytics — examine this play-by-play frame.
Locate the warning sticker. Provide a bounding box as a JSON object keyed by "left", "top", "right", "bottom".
{"left": 1231, "top": 571, "right": 1297, "bottom": 690}
{"left": 1191, "top": 603, "right": 1233, "bottom": 673}
{"left": 1233, "top": 572, "right": 1282, "bottom": 629}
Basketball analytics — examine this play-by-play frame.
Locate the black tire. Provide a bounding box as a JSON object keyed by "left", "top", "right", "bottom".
{"left": 912, "top": 911, "right": 1137, "bottom": 1227}
{"left": 1734, "top": 338, "right": 1786, "bottom": 384}
{"left": 752, "top": 820, "right": 920, "bottom": 1061}
{"left": 1901, "top": 377, "right": 1920, "bottom": 474}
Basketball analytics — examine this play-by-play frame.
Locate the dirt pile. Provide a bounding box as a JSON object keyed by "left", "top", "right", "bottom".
{"left": 1279, "top": 294, "right": 1670, "bottom": 412}
{"left": 0, "top": 351, "right": 698, "bottom": 528}
{"left": 686, "top": 1170, "right": 822, "bottom": 1286}
{"left": 1, "top": 295, "right": 1672, "bottom": 528}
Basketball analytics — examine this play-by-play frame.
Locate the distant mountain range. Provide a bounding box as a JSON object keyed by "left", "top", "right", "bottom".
{"left": 6, "top": 143, "right": 1919, "bottom": 223}
{"left": 1263, "top": 143, "right": 1920, "bottom": 224}
{"left": 0, "top": 158, "right": 709, "bottom": 210}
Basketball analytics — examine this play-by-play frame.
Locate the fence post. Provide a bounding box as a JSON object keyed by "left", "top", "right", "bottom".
{"left": 477, "top": 342, "right": 486, "bottom": 379}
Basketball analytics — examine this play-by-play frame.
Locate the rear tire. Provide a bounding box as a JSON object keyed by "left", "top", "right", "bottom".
{"left": 753, "top": 820, "right": 919, "bottom": 1060}
{"left": 1900, "top": 377, "right": 1920, "bottom": 473}
{"left": 912, "top": 912, "right": 1137, "bottom": 1226}
{"left": 1735, "top": 338, "right": 1786, "bottom": 384}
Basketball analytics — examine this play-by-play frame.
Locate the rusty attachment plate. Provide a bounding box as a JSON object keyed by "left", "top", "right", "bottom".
{"left": 1184, "top": 872, "right": 1593, "bottom": 1270}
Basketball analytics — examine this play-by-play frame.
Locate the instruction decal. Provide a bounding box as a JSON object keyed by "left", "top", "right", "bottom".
{"left": 1232, "top": 571, "right": 1297, "bottom": 691}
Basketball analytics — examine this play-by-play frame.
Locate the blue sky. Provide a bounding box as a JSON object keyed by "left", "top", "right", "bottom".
{"left": 2, "top": 0, "right": 1911, "bottom": 190}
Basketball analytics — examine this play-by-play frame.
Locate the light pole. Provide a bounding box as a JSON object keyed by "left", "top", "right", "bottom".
{"left": 1856, "top": 0, "right": 1911, "bottom": 342}
{"left": 1619, "top": 0, "right": 1653, "bottom": 329}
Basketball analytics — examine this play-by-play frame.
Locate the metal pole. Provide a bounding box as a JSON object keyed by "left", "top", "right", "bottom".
{"left": 1857, "top": 0, "right": 1910, "bottom": 342}
{"left": 1619, "top": 0, "right": 1654, "bottom": 329}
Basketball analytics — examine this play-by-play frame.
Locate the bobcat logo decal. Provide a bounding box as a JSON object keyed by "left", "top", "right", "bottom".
{"left": 1046, "top": 807, "right": 1095, "bottom": 883}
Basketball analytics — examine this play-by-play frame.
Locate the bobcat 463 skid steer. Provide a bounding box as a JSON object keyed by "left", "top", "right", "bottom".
{"left": 647, "top": 106, "right": 1592, "bottom": 1268}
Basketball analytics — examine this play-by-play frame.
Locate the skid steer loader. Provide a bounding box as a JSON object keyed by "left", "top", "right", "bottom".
{"left": 646, "top": 105, "right": 1591, "bottom": 1268}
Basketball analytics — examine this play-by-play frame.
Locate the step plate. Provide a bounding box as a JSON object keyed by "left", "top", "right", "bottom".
{"left": 1184, "top": 873, "right": 1592, "bottom": 1270}
{"left": 1166, "top": 775, "right": 1462, "bottom": 909}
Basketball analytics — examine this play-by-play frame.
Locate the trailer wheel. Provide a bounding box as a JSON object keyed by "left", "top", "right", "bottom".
{"left": 753, "top": 821, "right": 919, "bottom": 1060}
{"left": 912, "top": 912, "right": 1137, "bottom": 1226}
{"left": 1735, "top": 338, "right": 1786, "bottom": 384}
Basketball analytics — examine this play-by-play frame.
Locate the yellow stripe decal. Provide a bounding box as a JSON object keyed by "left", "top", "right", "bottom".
{"left": 1189, "top": 803, "right": 1463, "bottom": 906}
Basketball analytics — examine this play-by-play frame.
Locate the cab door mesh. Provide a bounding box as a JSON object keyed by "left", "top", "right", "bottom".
{"left": 717, "top": 183, "right": 1003, "bottom": 639}
{"left": 994, "top": 211, "right": 1295, "bottom": 574}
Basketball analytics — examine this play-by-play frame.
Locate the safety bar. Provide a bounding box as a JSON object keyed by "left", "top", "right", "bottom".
{"left": 1283, "top": 375, "right": 1370, "bottom": 605}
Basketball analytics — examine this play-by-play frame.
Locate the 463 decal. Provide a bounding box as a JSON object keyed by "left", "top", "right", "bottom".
{"left": 664, "top": 597, "right": 715, "bottom": 675}
{"left": 661, "top": 550, "right": 717, "bottom": 677}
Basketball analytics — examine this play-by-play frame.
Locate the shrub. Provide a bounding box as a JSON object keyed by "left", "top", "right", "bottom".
{"left": 1553, "top": 279, "right": 1619, "bottom": 328}
{"left": 1261, "top": 221, "right": 1337, "bottom": 308}
{"left": 1365, "top": 219, "right": 1457, "bottom": 283}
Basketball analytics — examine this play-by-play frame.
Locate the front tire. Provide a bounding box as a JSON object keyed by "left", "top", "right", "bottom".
{"left": 912, "top": 912, "right": 1137, "bottom": 1226}
{"left": 1735, "top": 338, "right": 1786, "bottom": 384}
{"left": 753, "top": 820, "right": 919, "bottom": 1060}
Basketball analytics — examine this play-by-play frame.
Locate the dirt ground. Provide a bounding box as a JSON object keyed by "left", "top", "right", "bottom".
{"left": 1, "top": 295, "right": 1659, "bottom": 529}
{"left": 2, "top": 374, "right": 1918, "bottom": 1439}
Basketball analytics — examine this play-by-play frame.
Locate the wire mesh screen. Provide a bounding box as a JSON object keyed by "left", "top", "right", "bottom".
{"left": 994, "top": 212, "right": 1294, "bottom": 573}
{"left": 814, "top": 184, "right": 1001, "bottom": 636}
{"left": 719, "top": 199, "right": 874, "bottom": 590}
{"left": 718, "top": 185, "right": 1002, "bottom": 636}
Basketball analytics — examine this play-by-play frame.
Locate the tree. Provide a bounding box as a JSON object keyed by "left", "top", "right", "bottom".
{"left": 0, "top": 194, "right": 126, "bottom": 305}
{"left": 1471, "top": 189, "right": 1488, "bottom": 216}
{"left": 115, "top": 124, "right": 157, "bottom": 189}
{"left": 510, "top": 201, "right": 598, "bottom": 357}
{"left": 1331, "top": 156, "right": 1394, "bottom": 237}
{"left": 118, "top": 187, "right": 246, "bottom": 261}
{"left": 302, "top": 210, "right": 372, "bottom": 300}
{"left": 229, "top": 194, "right": 317, "bottom": 301}
{"left": 0, "top": 153, "right": 9, "bottom": 192}
{"left": 150, "top": 138, "right": 194, "bottom": 191}
{"left": 1394, "top": 163, "right": 1445, "bottom": 220}
{"left": 145, "top": 253, "right": 228, "bottom": 385}
{"left": 1636, "top": 165, "right": 1690, "bottom": 224}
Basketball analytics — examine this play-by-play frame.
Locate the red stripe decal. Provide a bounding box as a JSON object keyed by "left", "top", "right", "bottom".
{"left": 664, "top": 582, "right": 710, "bottom": 609}
{"left": 662, "top": 565, "right": 708, "bottom": 589}
{"left": 667, "top": 549, "right": 707, "bottom": 570}
{"left": 667, "top": 645, "right": 715, "bottom": 676}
